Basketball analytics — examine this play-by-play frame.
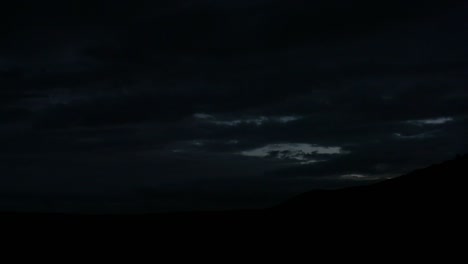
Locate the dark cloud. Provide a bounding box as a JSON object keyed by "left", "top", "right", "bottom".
{"left": 1, "top": 0, "right": 468, "bottom": 211}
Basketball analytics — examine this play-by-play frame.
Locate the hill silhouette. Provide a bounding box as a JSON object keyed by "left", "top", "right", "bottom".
{"left": 0, "top": 155, "right": 466, "bottom": 226}
{"left": 273, "top": 154, "right": 468, "bottom": 218}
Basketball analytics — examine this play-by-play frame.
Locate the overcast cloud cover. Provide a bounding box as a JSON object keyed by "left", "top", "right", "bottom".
{"left": 1, "top": 0, "right": 467, "bottom": 211}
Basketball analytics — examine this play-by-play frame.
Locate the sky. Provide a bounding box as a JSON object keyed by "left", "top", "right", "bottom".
{"left": 1, "top": 0, "right": 468, "bottom": 212}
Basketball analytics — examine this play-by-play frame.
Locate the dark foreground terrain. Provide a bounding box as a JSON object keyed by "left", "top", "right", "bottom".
{"left": 1, "top": 155, "right": 466, "bottom": 235}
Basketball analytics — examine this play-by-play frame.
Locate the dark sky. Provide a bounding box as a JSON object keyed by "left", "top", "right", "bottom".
{"left": 1, "top": 0, "right": 467, "bottom": 212}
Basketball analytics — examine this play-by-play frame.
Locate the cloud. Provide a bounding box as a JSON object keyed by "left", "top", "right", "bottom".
{"left": 408, "top": 117, "right": 454, "bottom": 125}
{"left": 194, "top": 113, "right": 303, "bottom": 127}
{"left": 241, "top": 143, "right": 343, "bottom": 161}
{"left": 0, "top": 1, "right": 468, "bottom": 211}
{"left": 268, "top": 117, "right": 468, "bottom": 180}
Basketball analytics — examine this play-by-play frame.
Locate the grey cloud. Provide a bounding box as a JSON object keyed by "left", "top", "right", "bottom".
{"left": 1, "top": 1, "right": 468, "bottom": 211}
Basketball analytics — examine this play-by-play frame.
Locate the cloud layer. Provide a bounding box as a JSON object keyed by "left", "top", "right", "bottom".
{"left": 1, "top": 0, "right": 467, "bottom": 210}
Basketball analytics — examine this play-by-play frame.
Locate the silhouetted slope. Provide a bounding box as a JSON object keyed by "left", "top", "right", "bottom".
{"left": 0, "top": 155, "right": 466, "bottom": 224}
{"left": 275, "top": 154, "right": 468, "bottom": 214}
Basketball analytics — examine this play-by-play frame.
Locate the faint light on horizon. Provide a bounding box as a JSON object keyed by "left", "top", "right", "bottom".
{"left": 340, "top": 174, "right": 397, "bottom": 181}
